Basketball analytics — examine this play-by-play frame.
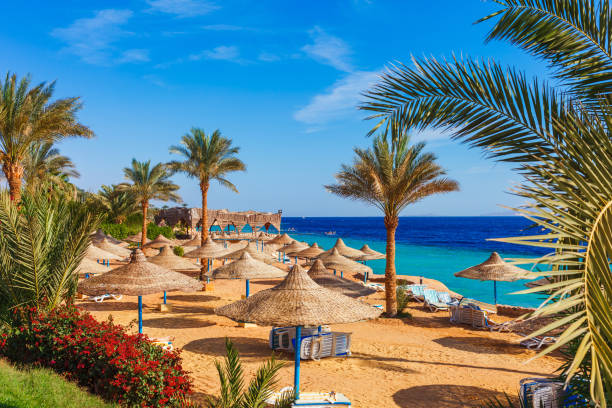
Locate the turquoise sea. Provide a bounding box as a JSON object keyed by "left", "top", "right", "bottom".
{"left": 279, "top": 217, "right": 548, "bottom": 308}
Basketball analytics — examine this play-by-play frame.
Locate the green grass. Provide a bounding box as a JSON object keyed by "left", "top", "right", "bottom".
{"left": 0, "top": 360, "right": 116, "bottom": 408}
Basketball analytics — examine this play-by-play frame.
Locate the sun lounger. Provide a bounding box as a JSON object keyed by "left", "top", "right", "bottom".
{"left": 437, "top": 291, "right": 458, "bottom": 305}
{"left": 297, "top": 331, "right": 352, "bottom": 360}
{"left": 519, "top": 377, "right": 589, "bottom": 408}
{"left": 265, "top": 388, "right": 351, "bottom": 407}
{"left": 363, "top": 282, "right": 384, "bottom": 291}
{"left": 270, "top": 326, "right": 330, "bottom": 351}
{"left": 90, "top": 294, "right": 123, "bottom": 303}
{"left": 423, "top": 289, "right": 450, "bottom": 312}
{"left": 406, "top": 284, "right": 426, "bottom": 302}
{"left": 449, "top": 305, "right": 500, "bottom": 329}
{"left": 519, "top": 334, "right": 557, "bottom": 350}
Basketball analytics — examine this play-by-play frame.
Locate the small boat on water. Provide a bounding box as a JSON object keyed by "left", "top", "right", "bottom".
{"left": 324, "top": 231, "right": 336, "bottom": 236}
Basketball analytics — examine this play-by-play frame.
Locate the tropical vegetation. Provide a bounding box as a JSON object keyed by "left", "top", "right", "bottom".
{"left": 0, "top": 189, "right": 100, "bottom": 324}
{"left": 326, "top": 130, "right": 458, "bottom": 316}
{"left": 94, "top": 184, "right": 137, "bottom": 224}
{"left": 120, "top": 159, "right": 181, "bottom": 247}
{"left": 22, "top": 141, "right": 79, "bottom": 198}
{"left": 205, "top": 338, "right": 293, "bottom": 408}
{"left": 361, "top": 0, "right": 612, "bottom": 404}
{"left": 0, "top": 72, "right": 92, "bottom": 203}
{"left": 168, "top": 128, "right": 245, "bottom": 244}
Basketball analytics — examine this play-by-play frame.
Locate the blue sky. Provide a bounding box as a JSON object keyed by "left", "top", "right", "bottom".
{"left": 1, "top": 1, "right": 548, "bottom": 216}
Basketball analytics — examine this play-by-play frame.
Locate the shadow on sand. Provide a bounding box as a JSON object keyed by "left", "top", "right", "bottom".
{"left": 142, "top": 316, "right": 215, "bottom": 329}
{"left": 393, "top": 385, "right": 512, "bottom": 407}
{"left": 433, "top": 336, "right": 522, "bottom": 355}
{"left": 165, "top": 294, "right": 220, "bottom": 303}
{"left": 183, "top": 336, "right": 273, "bottom": 358}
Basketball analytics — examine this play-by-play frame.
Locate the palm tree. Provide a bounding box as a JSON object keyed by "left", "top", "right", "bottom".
{"left": 96, "top": 184, "right": 137, "bottom": 224}
{"left": 360, "top": 1, "right": 612, "bottom": 404}
{"left": 206, "top": 338, "right": 293, "bottom": 408}
{"left": 0, "top": 189, "right": 101, "bottom": 323}
{"left": 22, "top": 142, "right": 79, "bottom": 194}
{"left": 0, "top": 73, "right": 92, "bottom": 203}
{"left": 120, "top": 159, "right": 181, "bottom": 247}
{"left": 325, "top": 130, "right": 458, "bottom": 316}
{"left": 168, "top": 128, "right": 246, "bottom": 244}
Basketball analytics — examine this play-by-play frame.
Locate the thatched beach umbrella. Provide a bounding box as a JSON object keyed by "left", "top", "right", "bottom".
{"left": 125, "top": 232, "right": 147, "bottom": 245}
{"left": 78, "top": 249, "right": 202, "bottom": 333}
{"left": 76, "top": 257, "right": 110, "bottom": 277}
{"left": 292, "top": 242, "right": 325, "bottom": 260}
{"left": 278, "top": 241, "right": 308, "bottom": 263}
{"left": 210, "top": 252, "right": 286, "bottom": 297}
{"left": 307, "top": 260, "right": 376, "bottom": 298}
{"left": 184, "top": 237, "right": 232, "bottom": 281}
{"left": 216, "top": 264, "right": 381, "bottom": 399}
{"left": 524, "top": 277, "right": 553, "bottom": 289}
{"left": 454, "top": 252, "right": 531, "bottom": 304}
{"left": 85, "top": 244, "right": 122, "bottom": 263}
{"left": 319, "top": 238, "right": 365, "bottom": 260}
{"left": 357, "top": 244, "right": 385, "bottom": 283}
{"left": 225, "top": 242, "right": 275, "bottom": 265}
{"left": 148, "top": 245, "right": 199, "bottom": 271}
{"left": 95, "top": 238, "right": 132, "bottom": 258}
{"left": 91, "top": 229, "right": 123, "bottom": 246}
{"left": 182, "top": 233, "right": 202, "bottom": 247}
{"left": 144, "top": 234, "right": 175, "bottom": 249}
{"left": 317, "top": 248, "right": 372, "bottom": 278}
{"left": 267, "top": 233, "right": 293, "bottom": 246}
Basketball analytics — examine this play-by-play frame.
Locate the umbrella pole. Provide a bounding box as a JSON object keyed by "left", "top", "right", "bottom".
{"left": 294, "top": 325, "right": 302, "bottom": 399}
{"left": 340, "top": 271, "right": 343, "bottom": 278}
{"left": 207, "top": 259, "right": 211, "bottom": 284}
{"left": 163, "top": 291, "right": 167, "bottom": 304}
{"left": 333, "top": 269, "right": 336, "bottom": 276}
{"left": 246, "top": 279, "right": 250, "bottom": 297}
{"left": 494, "top": 281, "right": 497, "bottom": 304}
{"left": 363, "top": 271, "right": 368, "bottom": 284}
{"left": 138, "top": 295, "right": 143, "bottom": 334}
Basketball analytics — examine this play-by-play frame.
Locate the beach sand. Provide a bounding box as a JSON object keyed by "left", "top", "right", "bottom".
{"left": 78, "top": 262, "right": 561, "bottom": 408}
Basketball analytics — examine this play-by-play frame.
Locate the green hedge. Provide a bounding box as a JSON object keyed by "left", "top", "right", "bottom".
{"left": 101, "top": 222, "right": 175, "bottom": 241}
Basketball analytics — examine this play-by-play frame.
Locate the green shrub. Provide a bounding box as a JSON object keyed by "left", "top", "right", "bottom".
{"left": 100, "top": 223, "right": 129, "bottom": 240}
{"left": 0, "top": 305, "right": 192, "bottom": 407}
{"left": 173, "top": 246, "right": 184, "bottom": 257}
{"left": 147, "top": 223, "right": 174, "bottom": 240}
{"left": 396, "top": 286, "right": 411, "bottom": 315}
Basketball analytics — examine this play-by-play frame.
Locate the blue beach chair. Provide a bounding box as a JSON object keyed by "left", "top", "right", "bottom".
{"left": 406, "top": 285, "right": 426, "bottom": 302}
{"left": 423, "top": 289, "right": 450, "bottom": 312}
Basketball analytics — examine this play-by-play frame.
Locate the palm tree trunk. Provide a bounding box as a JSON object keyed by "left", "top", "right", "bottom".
{"left": 3, "top": 161, "right": 24, "bottom": 203}
{"left": 141, "top": 201, "right": 149, "bottom": 248}
{"left": 384, "top": 215, "right": 399, "bottom": 316}
{"left": 200, "top": 181, "right": 209, "bottom": 244}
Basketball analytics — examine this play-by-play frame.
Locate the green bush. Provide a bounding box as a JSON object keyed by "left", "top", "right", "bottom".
{"left": 396, "top": 286, "right": 411, "bottom": 315}
{"left": 100, "top": 223, "right": 130, "bottom": 240}
{"left": 173, "top": 246, "right": 184, "bottom": 257}
{"left": 101, "top": 222, "right": 174, "bottom": 241}
{"left": 147, "top": 223, "right": 174, "bottom": 240}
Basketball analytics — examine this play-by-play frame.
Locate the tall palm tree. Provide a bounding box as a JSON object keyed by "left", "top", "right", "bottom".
{"left": 120, "top": 159, "right": 181, "bottom": 247}
{"left": 325, "top": 130, "right": 458, "bottom": 316}
{"left": 360, "top": 1, "right": 612, "bottom": 404}
{"left": 168, "top": 128, "right": 246, "bottom": 244}
{"left": 0, "top": 73, "right": 92, "bottom": 203}
{"left": 22, "top": 142, "right": 79, "bottom": 194}
{"left": 96, "top": 184, "right": 137, "bottom": 224}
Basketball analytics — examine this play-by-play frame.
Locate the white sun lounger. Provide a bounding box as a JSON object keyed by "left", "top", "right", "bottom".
{"left": 90, "top": 294, "right": 123, "bottom": 303}
{"left": 270, "top": 326, "right": 330, "bottom": 351}
{"left": 265, "top": 389, "right": 351, "bottom": 407}
{"left": 269, "top": 327, "right": 351, "bottom": 360}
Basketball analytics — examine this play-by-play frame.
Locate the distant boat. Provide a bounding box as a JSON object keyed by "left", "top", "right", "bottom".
{"left": 324, "top": 231, "right": 336, "bottom": 236}
{"left": 286, "top": 227, "right": 296, "bottom": 232}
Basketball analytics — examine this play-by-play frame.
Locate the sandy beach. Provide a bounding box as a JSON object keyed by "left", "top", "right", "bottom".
{"left": 77, "top": 262, "right": 561, "bottom": 408}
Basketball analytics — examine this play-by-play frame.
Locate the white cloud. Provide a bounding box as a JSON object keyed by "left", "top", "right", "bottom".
{"left": 117, "top": 48, "right": 150, "bottom": 63}
{"left": 202, "top": 24, "right": 245, "bottom": 31}
{"left": 143, "top": 74, "right": 168, "bottom": 88}
{"left": 51, "top": 9, "right": 135, "bottom": 65}
{"left": 294, "top": 70, "right": 380, "bottom": 124}
{"left": 301, "top": 26, "right": 352, "bottom": 72}
{"left": 189, "top": 45, "right": 242, "bottom": 63}
{"left": 258, "top": 52, "right": 280, "bottom": 62}
{"left": 146, "top": 0, "right": 218, "bottom": 17}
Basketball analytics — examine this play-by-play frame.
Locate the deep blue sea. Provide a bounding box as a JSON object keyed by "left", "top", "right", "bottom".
{"left": 279, "top": 217, "right": 547, "bottom": 308}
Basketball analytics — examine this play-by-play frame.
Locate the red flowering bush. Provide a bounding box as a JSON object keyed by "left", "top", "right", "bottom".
{"left": 0, "top": 305, "right": 192, "bottom": 407}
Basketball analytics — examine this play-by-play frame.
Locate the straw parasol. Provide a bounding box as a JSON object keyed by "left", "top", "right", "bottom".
{"left": 91, "top": 229, "right": 123, "bottom": 245}
{"left": 524, "top": 277, "right": 553, "bottom": 288}
{"left": 141, "top": 247, "right": 160, "bottom": 257}
{"left": 182, "top": 233, "right": 202, "bottom": 247}
{"left": 184, "top": 237, "right": 233, "bottom": 281}
{"left": 215, "top": 264, "right": 381, "bottom": 399}
{"left": 358, "top": 244, "right": 385, "bottom": 261}
{"left": 148, "top": 245, "right": 199, "bottom": 271}
{"left": 209, "top": 252, "right": 286, "bottom": 297}
{"left": 76, "top": 257, "right": 110, "bottom": 277}
{"left": 307, "top": 260, "right": 375, "bottom": 298}
{"left": 95, "top": 238, "right": 132, "bottom": 258}
{"left": 317, "top": 248, "right": 372, "bottom": 277}
{"left": 267, "top": 233, "right": 294, "bottom": 246}
{"left": 78, "top": 249, "right": 202, "bottom": 333}
{"left": 292, "top": 242, "right": 325, "bottom": 260}
{"left": 143, "top": 234, "right": 175, "bottom": 249}
{"left": 454, "top": 252, "right": 531, "bottom": 304}
{"left": 225, "top": 242, "right": 275, "bottom": 264}
{"left": 280, "top": 241, "right": 308, "bottom": 255}
{"left": 319, "top": 238, "right": 365, "bottom": 260}
{"left": 125, "top": 232, "right": 147, "bottom": 244}
{"left": 85, "top": 244, "right": 122, "bottom": 262}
